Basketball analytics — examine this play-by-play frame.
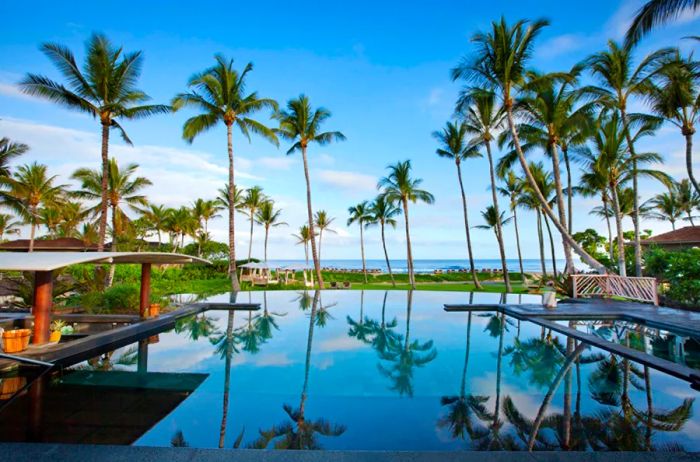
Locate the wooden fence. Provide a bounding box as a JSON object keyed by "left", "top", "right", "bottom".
{"left": 571, "top": 274, "right": 659, "bottom": 306}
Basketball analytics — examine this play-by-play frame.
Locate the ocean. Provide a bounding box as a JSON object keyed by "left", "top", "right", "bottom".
{"left": 266, "top": 258, "right": 572, "bottom": 274}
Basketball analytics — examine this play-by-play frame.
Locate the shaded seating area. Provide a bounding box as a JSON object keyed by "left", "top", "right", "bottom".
{"left": 280, "top": 264, "right": 315, "bottom": 288}
{"left": 238, "top": 262, "right": 280, "bottom": 286}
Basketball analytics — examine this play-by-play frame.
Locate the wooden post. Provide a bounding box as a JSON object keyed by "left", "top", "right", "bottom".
{"left": 572, "top": 275, "right": 578, "bottom": 299}
{"left": 32, "top": 271, "right": 53, "bottom": 344}
{"left": 140, "top": 263, "right": 151, "bottom": 319}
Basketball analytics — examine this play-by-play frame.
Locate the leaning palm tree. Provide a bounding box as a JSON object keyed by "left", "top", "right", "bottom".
{"left": 452, "top": 17, "right": 606, "bottom": 273}
{"left": 583, "top": 41, "right": 673, "bottom": 276}
{"left": 172, "top": 55, "right": 279, "bottom": 291}
{"left": 626, "top": 0, "right": 700, "bottom": 45}
{"left": 240, "top": 186, "right": 266, "bottom": 261}
{"left": 367, "top": 195, "right": 401, "bottom": 286}
{"left": 20, "top": 34, "right": 170, "bottom": 251}
{"left": 497, "top": 171, "right": 526, "bottom": 281}
{"left": 0, "top": 213, "right": 21, "bottom": 241}
{"left": 432, "top": 120, "right": 484, "bottom": 289}
{"left": 2, "top": 163, "right": 65, "bottom": 251}
{"left": 347, "top": 201, "right": 372, "bottom": 284}
{"left": 314, "top": 210, "right": 336, "bottom": 265}
{"left": 274, "top": 95, "right": 345, "bottom": 289}
{"left": 255, "top": 200, "right": 287, "bottom": 261}
{"left": 0, "top": 138, "right": 28, "bottom": 178}
{"left": 378, "top": 161, "right": 434, "bottom": 289}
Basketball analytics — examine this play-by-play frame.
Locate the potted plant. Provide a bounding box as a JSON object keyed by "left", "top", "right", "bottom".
{"left": 50, "top": 320, "right": 66, "bottom": 343}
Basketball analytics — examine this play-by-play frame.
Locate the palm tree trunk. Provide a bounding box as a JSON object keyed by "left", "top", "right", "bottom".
{"left": 300, "top": 291, "right": 320, "bottom": 419}
{"left": 264, "top": 225, "right": 269, "bottom": 262}
{"left": 537, "top": 210, "right": 547, "bottom": 278}
{"left": 247, "top": 211, "right": 254, "bottom": 262}
{"left": 549, "top": 143, "right": 574, "bottom": 274}
{"left": 359, "top": 222, "right": 367, "bottom": 284}
{"left": 610, "top": 183, "right": 627, "bottom": 277}
{"left": 318, "top": 229, "right": 323, "bottom": 266}
{"left": 98, "top": 122, "right": 110, "bottom": 252}
{"left": 619, "top": 109, "right": 642, "bottom": 277}
{"left": 304, "top": 241, "right": 309, "bottom": 266}
{"left": 402, "top": 198, "right": 415, "bottom": 289}
{"left": 380, "top": 222, "right": 396, "bottom": 287}
{"left": 504, "top": 107, "right": 606, "bottom": 273}
{"left": 603, "top": 195, "right": 615, "bottom": 263}
{"left": 512, "top": 205, "right": 525, "bottom": 281}
{"left": 28, "top": 206, "right": 36, "bottom": 253}
{"left": 107, "top": 205, "right": 117, "bottom": 286}
{"left": 490, "top": 312, "right": 505, "bottom": 450}
{"left": 301, "top": 147, "right": 323, "bottom": 289}
{"left": 461, "top": 311, "right": 473, "bottom": 398}
{"left": 685, "top": 133, "right": 700, "bottom": 195}
{"left": 671, "top": 219, "right": 676, "bottom": 230}
{"left": 543, "top": 213, "right": 558, "bottom": 276}
{"left": 456, "top": 160, "right": 483, "bottom": 289}
{"left": 563, "top": 329, "right": 574, "bottom": 449}
{"left": 485, "top": 142, "right": 510, "bottom": 291}
{"left": 219, "top": 310, "right": 235, "bottom": 448}
{"left": 226, "top": 124, "right": 241, "bottom": 291}
{"left": 563, "top": 146, "right": 573, "bottom": 234}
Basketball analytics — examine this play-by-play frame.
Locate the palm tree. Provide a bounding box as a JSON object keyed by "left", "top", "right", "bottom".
{"left": 72, "top": 159, "right": 151, "bottom": 252}
{"left": 0, "top": 213, "right": 21, "bottom": 241}
{"left": 240, "top": 186, "right": 266, "bottom": 261}
{"left": 347, "top": 201, "right": 372, "bottom": 284}
{"left": 2, "top": 163, "right": 65, "bottom": 251}
{"left": 0, "top": 138, "right": 28, "bottom": 177}
{"left": 452, "top": 17, "right": 607, "bottom": 273}
{"left": 255, "top": 200, "right": 287, "bottom": 261}
{"left": 626, "top": 0, "right": 700, "bottom": 45}
{"left": 314, "top": 210, "right": 336, "bottom": 265}
{"left": 192, "top": 198, "right": 223, "bottom": 234}
{"left": 56, "top": 202, "right": 89, "bottom": 238}
{"left": 293, "top": 225, "right": 314, "bottom": 266}
{"left": 172, "top": 55, "right": 279, "bottom": 291}
{"left": 646, "top": 51, "right": 700, "bottom": 196}
{"left": 576, "top": 160, "right": 617, "bottom": 263}
{"left": 497, "top": 171, "right": 526, "bottom": 281}
{"left": 20, "top": 34, "right": 170, "bottom": 251}
{"left": 367, "top": 195, "right": 401, "bottom": 287}
{"left": 675, "top": 178, "right": 700, "bottom": 224}
{"left": 138, "top": 203, "right": 171, "bottom": 245}
{"left": 432, "top": 120, "right": 484, "bottom": 289}
{"left": 476, "top": 206, "right": 514, "bottom": 284}
{"left": 378, "top": 160, "right": 434, "bottom": 289}
{"left": 644, "top": 185, "right": 684, "bottom": 229}
{"left": 583, "top": 41, "right": 673, "bottom": 276}
{"left": 274, "top": 95, "right": 345, "bottom": 289}
{"left": 217, "top": 183, "right": 245, "bottom": 211}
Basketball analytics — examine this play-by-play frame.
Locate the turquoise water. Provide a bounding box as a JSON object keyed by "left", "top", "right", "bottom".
{"left": 1, "top": 290, "right": 698, "bottom": 451}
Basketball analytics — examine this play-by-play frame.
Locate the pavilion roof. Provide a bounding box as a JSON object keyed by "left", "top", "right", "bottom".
{"left": 640, "top": 226, "right": 700, "bottom": 246}
{"left": 0, "top": 251, "right": 210, "bottom": 272}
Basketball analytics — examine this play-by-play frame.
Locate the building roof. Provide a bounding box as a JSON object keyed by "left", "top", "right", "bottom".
{"left": 640, "top": 226, "right": 700, "bottom": 246}
{"left": 0, "top": 251, "right": 210, "bottom": 272}
{"left": 0, "top": 237, "right": 100, "bottom": 252}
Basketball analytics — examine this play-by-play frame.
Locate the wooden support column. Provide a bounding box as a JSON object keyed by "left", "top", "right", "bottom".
{"left": 32, "top": 271, "right": 53, "bottom": 344}
{"left": 140, "top": 263, "right": 151, "bottom": 319}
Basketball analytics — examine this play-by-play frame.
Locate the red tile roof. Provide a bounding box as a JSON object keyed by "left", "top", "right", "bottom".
{"left": 641, "top": 226, "right": 700, "bottom": 245}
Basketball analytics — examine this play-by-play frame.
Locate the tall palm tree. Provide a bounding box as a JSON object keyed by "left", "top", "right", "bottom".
{"left": 433, "top": 120, "right": 484, "bottom": 289}
{"left": 293, "top": 225, "right": 314, "bottom": 266}
{"left": 378, "top": 160, "right": 434, "bottom": 289}
{"left": 72, "top": 158, "right": 151, "bottom": 252}
{"left": 626, "top": 0, "right": 700, "bottom": 45}
{"left": 172, "top": 55, "right": 278, "bottom": 290}
{"left": 576, "top": 160, "right": 617, "bottom": 263}
{"left": 240, "top": 186, "right": 266, "bottom": 261}
{"left": 452, "top": 17, "right": 607, "bottom": 273}
{"left": 314, "top": 210, "right": 336, "bottom": 265}
{"left": 20, "top": 34, "right": 170, "bottom": 251}
{"left": 497, "top": 171, "right": 526, "bottom": 281}
{"left": 0, "top": 138, "right": 28, "bottom": 177}
{"left": 347, "top": 201, "right": 372, "bottom": 284}
{"left": 137, "top": 203, "right": 170, "bottom": 245}
{"left": 367, "top": 195, "right": 401, "bottom": 286}
{"left": 520, "top": 162, "right": 556, "bottom": 278}
{"left": 274, "top": 95, "right": 345, "bottom": 289}
{"left": 2, "top": 163, "right": 65, "bottom": 251}
{"left": 255, "top": 200, "right": 287, "bottom": 261}
{"left": 0, "top": 213, "right": 21, "bottom": 241}
{"left": 475, "top": 206, "right": 514, "bottom": 282}
{"left": 583, "top": 41, "right": 673, "bottom": 276}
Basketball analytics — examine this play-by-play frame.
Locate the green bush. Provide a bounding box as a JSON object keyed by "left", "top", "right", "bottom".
{"left": 645, "top": 247, "right": 700, "bottom": 308}
{"left": 102, "top": 284, "right": 140, "bottom": 312}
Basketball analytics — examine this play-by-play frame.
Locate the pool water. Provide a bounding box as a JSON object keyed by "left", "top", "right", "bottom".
{"left": 1, "top": 290, "right": 698, "bottom": 451}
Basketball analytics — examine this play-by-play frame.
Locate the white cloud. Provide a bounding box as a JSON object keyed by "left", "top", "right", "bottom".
{"left": 257, "top": 156, "right": 296, "bottom": 170}
{"left": 316, "top": 169, "right": 377, "bottom": 194}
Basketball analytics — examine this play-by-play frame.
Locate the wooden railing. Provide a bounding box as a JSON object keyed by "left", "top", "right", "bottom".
{"left": 571, "top": 274, "right": 659, "bottom": 306}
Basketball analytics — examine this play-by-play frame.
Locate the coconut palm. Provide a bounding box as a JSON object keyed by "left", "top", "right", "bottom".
{"left": 192, "top": 198, "right": 223, "bottom": 234}
{"left": 497, "top": 171, "right": 526, "bottom": 280}
{"left": 2, "top": 163, "right": 65, "bottom": 251}
{"left": 0, "top": 138, "right": 28, "bottom": 178}
{"left": 347, "top": 201, "right": 372, "bottom": 284}
{"left": 452, "top": 17, "right": 606, "bottom": 273}
{"left": 255, "top": 200, "right": 287, "bottom": 261}
{"left": 583, "top": 41, "right": 673, "bottom": 276}
{"left": 576, "top": 161, "right": 617, "bottom": 263}
{"left": 20, "top": 34, "right": 170, "bottom": 251}
{"left": 0, "top": 213, "right": 21, "bottom": 241}
{"left": 626, "top": 0, "right": 700, "bottom": 45}
{"left": 367, "top": 195, "right": 401, "bottom": 287}
{"left": 314, "top": 210, "right": 336, "bottom": 265}
{"left": 172, "top": 55, "right": 279, "bottom": 290}
{"left": 378, "top": 160, "right": 434, "bottom": 289}
{"left": 519, "top": 162, "right": 556, "bottom": 277}
{"left": 240, "top": 186, "right": 266, "bottom": 261}
{"left": 475, "top": 206, "right": 513, "bottom": 280}
{"left": 55, "top": 202, "right": 89, "bottom": 238}
{"left": 216, "top": 183, "right": 245, "bottom": 210}
{"left": 274, "top": 96, "right": 345, "bottom": 289}
{"left": 432, "top": 120, "right": 484, "bottom": 289}
{"left": 293, "top": 225, "right": 314, "bottom": 266}
{"left": 675, "top": 178, "right": 700, "bottom": 223}
{"left": 137, "top": 203, "right": 171, "bottom": 245}
{"left": 644, "top": 185, "right": 684, "bottom": 229}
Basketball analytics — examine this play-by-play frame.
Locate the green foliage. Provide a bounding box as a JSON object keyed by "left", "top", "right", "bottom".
{"left": 572, "top": 228, "right": 611, "bottom": 268}
{"left": 645, "top": 247, "right": 700, "bottom": 307}
{"left": 102, "top": 285, "right": 140, "bottom": 311}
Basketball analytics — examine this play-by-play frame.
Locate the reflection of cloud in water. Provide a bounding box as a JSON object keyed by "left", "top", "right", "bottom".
{"left": 318, "top": 335, "right": 366, "bottom": 353}
{"left": 151, "top": 347, "right": 213, "bottom": 372}
{"left": 471, "top": 372, "right": 561, "bottom": 418}
{"left": 254, "top": 353, "right": 293, "bottom": 367}
{"left": 315, "top": 357, "right": 334, "bottom": 370}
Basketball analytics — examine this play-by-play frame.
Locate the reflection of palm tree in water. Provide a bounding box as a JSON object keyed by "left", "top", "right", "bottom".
{"left": 255, "top": 291, "right": 286, "bottom": 340}
{"left": 251, "top": 291, "right": 346, "bottom": 449}
{"left": 370, "top": 291, "right": 400, "bottom": 357}
{"left": 175, "top": 314, "right": 216, "bottom": 341}
{"left": 347, "top": 290, "right": 377, "bottom": 344}
{"left": 378, "top": 290, "right": 437, "bottom": 397}
{"left": 83, "top": 346, "right": 138, "bottom": 371}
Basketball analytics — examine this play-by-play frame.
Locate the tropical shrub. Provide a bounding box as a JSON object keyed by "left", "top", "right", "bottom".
{"left": 645, "top": 247, "right": 700, "bottom": 308}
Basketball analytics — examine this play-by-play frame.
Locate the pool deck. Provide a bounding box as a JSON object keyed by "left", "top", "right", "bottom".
{"left": 2, "top": 444, "right": 699, "bottom": 461}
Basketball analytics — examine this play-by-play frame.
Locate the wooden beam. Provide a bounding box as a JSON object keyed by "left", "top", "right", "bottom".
{"left": 32, "top": 270, "right": 53, "bottom": 344}
{"left": 140, "top": 263, "right": 151, "bottom": 318}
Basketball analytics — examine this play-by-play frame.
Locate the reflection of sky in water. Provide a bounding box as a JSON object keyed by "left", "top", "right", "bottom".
{"left": 91, "top": 290, "right": 699, "bottom": 451}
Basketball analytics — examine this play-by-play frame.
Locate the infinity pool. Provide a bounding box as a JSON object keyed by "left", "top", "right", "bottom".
{"left": 1, "top": 290, "right": 698, "bottom": 451}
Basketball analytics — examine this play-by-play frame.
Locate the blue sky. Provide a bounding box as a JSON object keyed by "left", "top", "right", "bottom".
{"left": 0, "top": 0, "right": 698, "bottom": 261}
